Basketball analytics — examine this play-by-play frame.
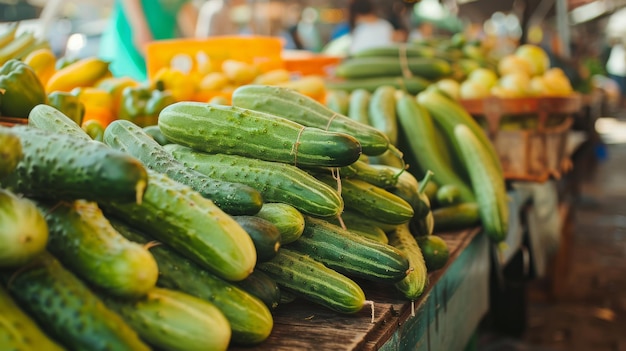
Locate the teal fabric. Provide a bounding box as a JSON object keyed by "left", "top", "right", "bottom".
{"left": 99, "top": 0, "right": 189, "bottom": 81}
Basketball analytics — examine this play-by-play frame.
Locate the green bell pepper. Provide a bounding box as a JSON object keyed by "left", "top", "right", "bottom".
{"left": 118, "top": 86, "right": 175, "bottom": 127}
{"left": 47, "top": 91, "right": 85, "bottom": 126}
{"left": 0, "top": 59, "right": 47, "bottom": 118}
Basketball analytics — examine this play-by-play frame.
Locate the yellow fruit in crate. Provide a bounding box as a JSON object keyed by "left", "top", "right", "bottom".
{"left": 515, "top": 44, "right": 550, "bottom": 76}
{"left": 46, "top": 57, "right": 111, "bottom": 93}
{"left": 435, "top": 78, "right": 460, "bottom": 100}
{"left": 497, "top": 54, "right": 533, "bottom": 77}
{"left": 497, "top": 72, "right": 531, "bottom": 97}
{"left": 199, "top": 72, "right": 229, "bottom": 91}
{"left": 23, "top": 48, "right": 56, "bottom": 86}
{"left": 459, "top": 79, "right": 490, "bottom": 99}
{"left": 153, "top": 67, "right": 197, "bottom": 102}
{"left": 542, "top": 68, "right": 573, "bottom": 96}
{"left": 197, "top": 57, "right": 219, "bottom": 76}
{"left": 253, "top": 69, "right": 291, "bottom": 85}
{"left": 467, "top": 67, "right": 498, "bottom": 89}
{"left": 529, "top": 76, "right": 547, "bottom": 96}
{"left": 221, "top": 59, "right": 258, "bottom": 85}
{"left": 278, "top": 75, "right": 326, "bottom": 102}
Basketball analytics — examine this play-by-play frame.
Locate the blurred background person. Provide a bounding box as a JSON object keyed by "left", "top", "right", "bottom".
{"left": 99, "top": 0, "right": 198, "bottom": 81}
{"left": 348, "top": 0, "right": 394, "bottom": 55}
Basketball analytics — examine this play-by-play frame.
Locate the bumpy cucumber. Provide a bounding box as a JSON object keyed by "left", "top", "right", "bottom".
{"left": 231, "top": 85, "right": 389, "bottom": 156}
{"left": 158, "top": 102, "right": 362, "bottom": 167}
{"left": 368, "top": 85, "right": 398, "bottom": 146}
{"left": 347, "top": 88, "right": 371, "bottom": 125}
{"left": 326, "top": 76, "right": 430, "bottom": 95}
{"left": 142, "top": 125, "right": 171, "bottom": 145}
{"left": 328, "top": 158, "right": 398, "bottom": 190}
{"left": 334, "top": 57, "right": 452, "bottom": 80}
{"left": 326, "top": 214, "right": 389, "bottom": 244}
{"left": 318, "top": 174, "right": 414, "bottom": 225}
{"left": 370, "top": 164, "right": 430, "bottom": 220}
{"left": 0, "top": 189, "right": 48, "bottom": 268}
{"left": 335, "top": 209, "right": 399, "bottom": 233}
{"left": 254, "top": 202, "right": 305, "bottom": 244}
{"left": 258, "top": 248, "right": 366, "bottom": 314}
{"left": 0, "top": 253, "right": 150, "bottom": 351}
{"left": 233, "top": 215, "right": 281, "bottom": 262}
{"left": 100, "top": 169, "right": 256, "bottom": 282}
{"left": 325, "top": 89, "right": 350, "bottom": 115}
{"left": 0, "top": 285, "right": 65, "bottom": 351}
{"left": 0, "top": 128, "right": 22, "bottom": 180}
{"left": 234, "top": 270, "right": 281, "bottom": 310}
{"left": 387, "top": 224, "right": 429, "bottom": 300}
{"left": 454, "top": 124, "right": 509, "bottom": 242}
{"left": 110, "top": 218, "right": 273, "bottom": 346}
{"left": 104, "top": 119, "right": 263, "bottom": 215}
{"left": 28, "top": 103, "right": 88, "bottom": 140}
{"left": 165, "top": 144, "right": 343, "bottom": 217}
{"left": 432, "top": 202, "right": 481, "bottom": 232}
{"left": 102, "top": 288, "right": 231, "bottom": 351}
{"left": 39, "top": 200, "right": 158, "bottom": 297}
{"left": 0, "top": 125, "right": 148, "bottom": 204}
{"left": 289, "top": 216, "right": 410, "bottom": 283}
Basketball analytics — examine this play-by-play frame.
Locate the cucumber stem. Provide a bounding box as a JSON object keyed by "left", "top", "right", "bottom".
{"left": 418, "top": 170, "right": 434, "bottom": 195}
{"left": 387, "top": 144, "right": 406, "bottom": 180}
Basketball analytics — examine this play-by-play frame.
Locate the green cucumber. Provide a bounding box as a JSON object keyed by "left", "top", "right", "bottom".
{"left": 258, "top": 248, "right": 366, "bottom": 314}
{"left": 340, "top": 156, "right": 399, "bottom": 189}
{"left": 326, "top": 215, "right": 389, "bottom": 244}
{"left": 0, "top": 125, "right": 148, "bottom": 204}
{"left": 351, "top": 44, "right": 436, "bottom": 58}
{"left": 372, "top": 164, "right": 430, "bottom": 220}
{"left": 333, "top": 209, "right": 399, "bottom": 233}
{"left": 368, "top": 85, "right": 398, "bottom": 146}
{"left": 318, "top": 174, "right": 414, "bottom": 225}
{"left": 417, "top": 235, "right": 450, "bottom": 271}
{"left": 0, "top": 252, "right": 150, "bottom": 351}
{"left": 0, "top": 128, "right": 22, "bottom": 179}
{"left": 387, "top": 224, "right": 429, "bottom": 300}
{"left": 347, "top": 88, "right": 371, "bottom": 125}
{"left": 28, "top": 104, "right": 87, "bottom": 140}
{"left": 38, "top": 200, "right": 158, "bottom": 297}
{"left": 142, "top": 124, "right": 171, "bottom": 145}
{"left": 231, "top": 85, "right": 389, "bottom": 156}
{"left": 234, "top": 270, "right": 281, "bottom": 310}
{"left": 335, "top": 57, "right": 452, "bottom": 80}
{"left": 0, "top": 285, "right": 65, "bottom": 351}
{"left": 110, "top": 218, "right": 273, "bottom": 346}
{"left": 288, "top": 216, "right": 410, "bottom": 283}
{"left": 435, "top": 184, "right": 462, "bottom": 207}
{"left": 325, "top": 89, "right": 350, "bottom": 115}
{"left": 0, "top": 189, "right": 48, "bottom": 267}
{"left": 102, "top": 288, "right": 231, "bottom": 351}
{"left": 100, "top": 169, "right": 257, "bottom": 282}
{"left": 254, "top": 202, "right": 305, "bottom": 244}
{"left": 326, "top": 76, "right": 430, "bottom": 95}
{"left": 432, "top": 202, "right": 481, "bottom": 232}
{"left": 233, "top": 215, "right": 281, "bottom": 262}
{"left": 158, "top": 102, "right": 362, "bottom": 167}
{"left": 411, "top": 210, "right": 434, "bottom": 237}
{"left": 165, "top": 144, "right": 343, "bottom": 217}
{"left": 454, "top": 124, "right": 509, "bottom": 242}
{"left": 104, "top": 119, "right": 263, "bottom": 215}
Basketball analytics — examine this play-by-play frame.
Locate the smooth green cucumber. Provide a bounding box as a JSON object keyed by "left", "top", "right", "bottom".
{"left": 432, "top": 202, "right": 481, "bottom": 232}
{"left": 435, "top": 184, "right": 462, "bottom": 207}
{"left": 411, "top": 210, "right": 434, "bottom": 237}
{"left": 333, "top": 209, "right": 399, "bottom": 233}
{"left": 0, "top": 285, "right": 65, "bottom": 351}
{"left": 104, "top": 119, "right": 263, "bottom": 215}
{"left": 38, "top": 200, "right": 158, "bottom": 297}
{"left": 142, "top": 125, "right": 171, "bottom": 145}
{"left": 347, "top": 88, "right": 371, "bottom": 125}
{"left": 0, "top": 125, "right": 148, "bottom": 204}
{"left": 231, "top": 85, "right": 389, "bottom": 156}
{"left": 334, "top": 57, "right": 452, "bottom": 80}
{"left": 371, "top": 164, "right": 430, "bottom": 220}
{"left": 100, "top": 169, "right": 257, "bottom": 282}
{"left": 368, "top": 85, "right": 398, "bottom": 146}
{"left": 0, "top": 189, "right": 48, "bottom": 268}
{"left": 0, "top": 252, "right": 150, "bottom": 351}
{"left": 326, "top": 76, "right": 430, "bottom": 95}
{"left": 234, "top": 270, "right": 281, "bottom": 310}
{"left": 102, "top": 288, "right": 231, "bottom": 351}
{"left": 28, "top": 104, "right": 88, "bottom": 140}
{"left": 318, "top": 174, "right": 414, "bottom": 225}
{"left": 387, "top": 224, "right": 429, "bottom": 300}
{"left": 258, "top": 248, "right": 366, "bottom": 314}
{"left": 254, "top": 202, "right": 305, "bottom": 244}
{"left": 322, "top": 158, "right": 398, "bottom": 189}
{"left": 288, "top": 216, "right": 410, "bottom": 283}
{"left": 110, "top": 218, "right": 273, "bottom": 346}
{"left": 454, "top": 124, "right": 509, "bottom": 242}
{"left": 165, "top": 144, "right": 343, "bottom": 217}
{"left": 351, "top": 44, "right": 436, "bottom": 58}
{"left": 395, "top": 92, "right": 475, "bottom": 202}
{"left": 233, "top": 215, "right": 281, "bottom": 262}
{"left": 158, "top": 102, "right": 362, "bottom": 167}
{"left": 325, "top": 89, "right": 350, "bottom": 115}
{"left": 0, "top": 128, "right": 22, "bottom": 180}
{"left": 326, "top": 215, "right": 389, "bottom": 244}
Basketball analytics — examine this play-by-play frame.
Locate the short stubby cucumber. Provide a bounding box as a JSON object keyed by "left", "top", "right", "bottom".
{"left": 0, "top": 189, "right": 48, "bottom": 267}
{"left": 28, "top": 104, "right": 89, "bottom": 140}
{"left": 233, "top": 215, "right": 282, "bottom": 262}
{"left": 258, "top": 248, "right": 366, "bottom": 314}
{"left": 110, "top": 218, "right": 273, "bottom": 345}
{"left": 0, "top": 252, "right": 150, "bottom": 351}
{"left": 254, "top": 202, "right": 305, "bottom": 244}
{"left": 289, "top": 216, "right": 410, "bottom": 283}
{"left": 347, "top": 88, "right": 371, "bottom": 125}
{"left": 335, "top": 158, "right": 398, "bottom": 189}
{"left": 387, "top": 224, "right": 429, "bottom": 300}
{"left": 39, "top": 199, "right": 158, "bottom": 297}
{"left": 158, "top": 102, "right": 362, "bottom": 167}
{"left": 325, "top": 214, "right": 389, "bottom": 244}
{"left": 234, "top": 270, "right": 281, "bottom": 311}
{"left": 165, "top": 144, "right": 344, "bottom": 217}
{"left": 0, "top": 127, "right": 22, "bottom": 180}
{"left": 232, "top": 85, "right": 390, "bottom": 156}
{"left": 104, "top": 119, "right": 263, "bottom": 215}
{"left": 100, "top": 169, "right": 257, "bottom": 282}
{"left": 102, "top": 288, "right": 232, "bottom": 351}
{"left": 0, "top": 285, "right": 65, "bottom": 351}
{"left": 432, "top": 202, "right": 481, "bottom": 232}
{"left": 0, "top": 125, "right": 148, "bottom": 204}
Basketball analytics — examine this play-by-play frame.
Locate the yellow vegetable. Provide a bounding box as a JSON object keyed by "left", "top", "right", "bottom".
{"left": 221, "top": 59, "right": 258, "bottom": 85}
{"left": 46, "top": 57, "right": 110, "bottom": 93}
{"left": 96, "top": 76, "right": 140, "bottom": 115}
{"left": 23, "top": 48, "right": 56, "bottom": 86}
{"left": 277, "top": 75, "right": 326, "bottom": 102}
{"left": 198, "top": 72, "right": 229, "bottom": 91}
{"left": 253, "top": 69, "right": 291, "bottom": 85}
{"left": 73, "top": 87, "right": 115, "bottom": 127}
{"left": 152, "top": 67, "right": 197, "bottom": 102}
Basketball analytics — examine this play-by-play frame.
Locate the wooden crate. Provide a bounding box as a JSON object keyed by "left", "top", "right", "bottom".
{"left": 0, "top": 117, "right": 27, "bottom": 127}
{"left": 460, "top": 94, "right": 582, "bottom": 182}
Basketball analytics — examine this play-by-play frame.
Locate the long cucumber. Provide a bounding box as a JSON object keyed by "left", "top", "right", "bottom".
{"left": 104, "top": 119, "right": 263, "bottom": 215}
{"left": 326, "top": 76, "right": 430, "bottom": 95}
{"left": 254, "top": 202, "right": 305, "bottom": 244}
{"left": 158, "top": 102, "right": 362, "bottom": 167}
{"left": 432, "top": 202, "right": 481, "bottom": 232}
{"left": 347, "top": 89, "right": 371, "bottom": 125}
{"left": 232, "top": 85, "right": 389, "bottom": 156}
{"left": 28, "top": 104, "right": 90, "bottom": 140}
{"left": 325, "top": 89, "right": 350, "bottom": 115}
{"left": 387, "top": 223, "right": 429, "bottom": 300}
{"left": 368, "top": 85, "right": 398, "bottom": 146}
{"left": 334, "top": 57, "right": 452, "bottom": 80}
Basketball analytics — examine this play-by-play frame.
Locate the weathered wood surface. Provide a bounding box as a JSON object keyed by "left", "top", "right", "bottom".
{"left": 231, "top": 227, "right": 489, "bottom": 351}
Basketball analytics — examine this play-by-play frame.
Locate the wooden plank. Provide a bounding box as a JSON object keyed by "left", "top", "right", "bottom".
{"left": 231, "top": 228, "right": 485, "bottom": 351}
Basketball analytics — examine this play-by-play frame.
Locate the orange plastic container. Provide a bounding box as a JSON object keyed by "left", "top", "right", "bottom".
{"left": 283, "top": 55, "right": 343, "bottom": 78}
{"left": 145, "top": 36, "right": 285, "bottom": 80}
